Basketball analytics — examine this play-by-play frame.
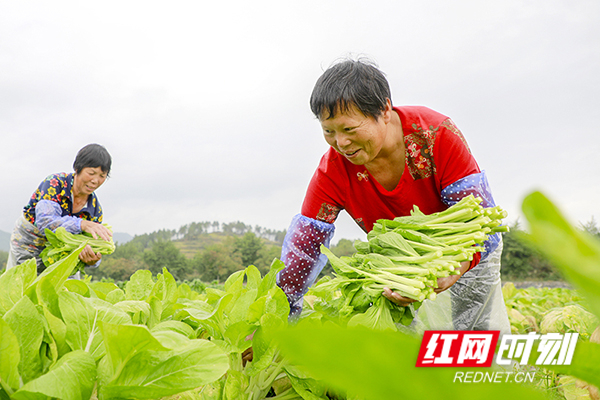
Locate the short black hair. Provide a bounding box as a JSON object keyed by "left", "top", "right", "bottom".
{"left": 310, "top": 57, "right": 391, "bottom": 120}
{"left": 73, "top": 144, "right": 112, "bottom": 176}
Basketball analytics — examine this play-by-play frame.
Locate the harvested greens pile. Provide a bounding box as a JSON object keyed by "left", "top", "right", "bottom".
{"left": 310, "top": 194, "right": 509, "bottom": 330}
{"left": 40, "top": 225, "right": 116, "bottom": 274}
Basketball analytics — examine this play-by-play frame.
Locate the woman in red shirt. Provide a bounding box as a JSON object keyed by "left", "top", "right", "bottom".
{"left": 277, "top": 59, "right": 508, "bottom": 333}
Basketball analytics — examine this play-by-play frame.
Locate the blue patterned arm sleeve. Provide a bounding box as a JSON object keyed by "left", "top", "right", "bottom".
{"left": 35, "top": 200, "right": 83, "bottom": 234}
{"left": 277, "top": 214, "right": 335, "bottom": 317}
{"left": 440, "top": 171, "right": 501, "bottom": 260}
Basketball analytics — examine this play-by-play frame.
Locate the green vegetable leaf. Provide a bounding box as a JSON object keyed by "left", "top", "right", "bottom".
{"left": 64, "top": 279, "right": 93, "bottom": 298}
{"left": 3, "top": 296, "right": 45, "bottom": 384}
{"left": 273, "top": 322, "right": 551, "bottom": 400}
{"left": 0, "top": 258, "right": 37, "bottom": 316}
{"left": 547, "top": 340, "right": 600, "bottom": 393}
{"left": 12, "top": 350, "right": 96, "bottom": 400}
{"left": 0, "top": 318, "right": 20, "bottom": 392}
{"left": 89, "top": 281, "right": 121, "bottom": 300}
{"left": 150, "top": 330, "right": 192, "bottom": 349}
{"left": 223, "top": 369, "right": 245, "bottom": 400}
{"left": 150, "top": 320, "right": 196, "bottom": 339}
{"left": 257, "top": 258, "right": 286, "bottom": 298}
{"left": 105, "top": 288, "right": 126, "bottom": 304}
{"left": 198, "top": 379, "right": 224, "bottom": 400}
{"left": 347, "top": 297, "right": 397, "bottom": 332}
{"left": 149, "top": 268, "right": 178, "bottom": 319}
{"left": 245, "top": 264, "right": 262, "bottom": 290}
{"left": 40, "top": 305, "right": 70, "bottom": 358}
{"left": 99, "top": 321, "right": 169, "bottom": 377}
{"left": 100, "top": 336, "right": 228, "bottom": 399}
{"left": 228, "top": 288, "right": 258, "bottom": 324}
{"left": 114, "top": 300, "right": 152, "bottom": 325}
{"left": 247, "top": 286, "right": 290, "bottom": 325}
{"left": 26, "top": 242, "right": 86, "bottom": 300}
{"left": 125, "top": 269, "right": 155, "bottom": 301}
{"left": 184, "top": 294, "right": 233, "bottom": 339}
{"left": 286, "top": 372, "right": 329, "bottom": 400}
{"left": 223, "top": 320, "right": 256, "bottom": 353}
{"left": 59, "top": 291, "right": 132, "bottom": 361}
{"left": 224, "top": 269, "right": 245, "bottom": 293}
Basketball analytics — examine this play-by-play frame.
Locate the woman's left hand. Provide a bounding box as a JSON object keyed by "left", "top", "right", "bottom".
{"left": 383, "top": 261, "right": 470, "bottom": 305}
{"left": 79, "top": 244, "right": 102, "bottom": 265}
{"left": 434, "top": 261, "right": 470, "bottom": 293}
{"left": 81, "top": 220, "right": 112, "bottom": 241}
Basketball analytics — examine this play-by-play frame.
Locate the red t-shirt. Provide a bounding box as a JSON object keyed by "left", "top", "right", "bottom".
{"left": 302, "top": 106, "right": 481, "bottom": 232}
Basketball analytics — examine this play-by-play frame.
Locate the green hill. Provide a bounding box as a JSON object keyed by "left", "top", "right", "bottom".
{"left": 172, "top": 231, "right": 282, "bottom": 259}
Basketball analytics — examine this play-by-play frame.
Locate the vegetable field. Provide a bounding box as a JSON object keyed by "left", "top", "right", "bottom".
{"left": 1, "top": 191, "right": 600, "bottom": 400}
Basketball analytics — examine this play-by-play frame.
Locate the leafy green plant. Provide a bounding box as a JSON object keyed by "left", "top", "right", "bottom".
{"left": 0, "top": 243, "right": 229, "bottom": 400}
{"left": 503, "top": 284, "right": 586, "bottom": 334}
{"left": 179, "top": 261, "right": 310, "bottom": 400}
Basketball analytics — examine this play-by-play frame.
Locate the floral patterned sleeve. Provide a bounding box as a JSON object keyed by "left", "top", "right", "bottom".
{"left": 35, "top": 200, "right": 83, "bottom": 233}
{"left": 24, "top": 173, "right": 86, "bottom": 234}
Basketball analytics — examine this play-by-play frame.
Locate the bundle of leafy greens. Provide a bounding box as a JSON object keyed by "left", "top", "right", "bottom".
{"left": 40, "top": 225, "right": 116, "bottom": 274}
{"left": 309, "top": 194, "right": 509, "bottom": 331}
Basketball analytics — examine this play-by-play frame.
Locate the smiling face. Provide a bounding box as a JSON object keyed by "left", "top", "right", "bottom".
{"left": 73, "top": 167, "right": 107, "bottom": 197}
{"left": 320, "top": 101, "right": 393, "bottom": 166}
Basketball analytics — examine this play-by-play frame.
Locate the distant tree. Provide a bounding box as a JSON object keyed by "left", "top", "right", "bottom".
{"left": 109, "top": 240, "right": 142, "bottom": 259}
{"left": 274, "top": 230, "right": 287, "bottom": 244}
{"left": 233, "top": 232, "right": 264, "bottom": 267}
{"left": 93, "top": 257, "right": 142, "bottom": 282}
{"left": 190, "top": 243, "right": 243, "bottom": 282}
{"left": 142, "top": 240, "right": 191, "bottom": 280}
{"left": 580, "top": 216, "right": 600, "bottom": 237}
{"left": 177, "top": 225, "right": 188, "bottom": 240}
{"left": 255, "top": 245, "right": 282, "bottom": 275}
{"left": 500, "top": 223, "right": 560, "bottom": 281}
{"left": 0, "top": 250, "right": 8, "bottom": 271}
{"left": 330, "top": 239, "right": 356, "bottom": 257}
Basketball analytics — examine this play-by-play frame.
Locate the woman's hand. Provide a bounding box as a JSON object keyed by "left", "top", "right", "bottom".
{"left": 81, "top": 220, "right": 112, "bottom": 241}
{"left": 382, "top": 288, "right": 417, "bottom": 307}
{"left": 242, "top": 331, "right": 255, "bottom": 366}
{"left": 382, "top": 261, "right": 470, "bottom": 306}
{"left": 434, "top": 261, "right": 470, "bottom": 293}
{"left": 79, "top": 244, "right": 102, "bottom": 265}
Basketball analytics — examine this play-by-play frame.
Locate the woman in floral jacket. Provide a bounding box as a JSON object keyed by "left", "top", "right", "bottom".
{"left": 7, "top": 143, "right": 113, "bottom": 273}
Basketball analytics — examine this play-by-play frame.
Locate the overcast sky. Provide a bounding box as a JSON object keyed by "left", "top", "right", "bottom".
{"left": 1, "top": 0, "right": 598, "bottom": 244}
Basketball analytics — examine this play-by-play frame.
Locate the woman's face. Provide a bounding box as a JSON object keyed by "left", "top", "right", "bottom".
{"left": 73, "top": 167, "right": 107, "bottom": 196}
{"left": 320, "top": 103, "right": 391, "bottom": 166}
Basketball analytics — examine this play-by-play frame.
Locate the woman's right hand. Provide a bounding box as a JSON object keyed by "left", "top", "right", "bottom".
{"left": 382, "top": 287, "right": 417, "bottom": 307}
{"left": 80, "top": 220, "right": 112, "bottom": 241}
{"left": 79, "top": 244, "right": 102, "bottom": 265}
